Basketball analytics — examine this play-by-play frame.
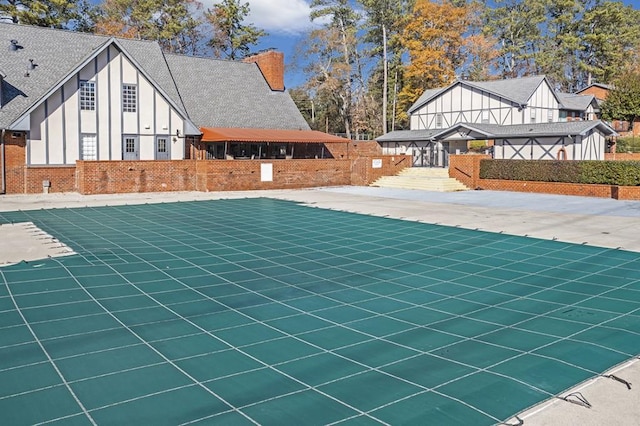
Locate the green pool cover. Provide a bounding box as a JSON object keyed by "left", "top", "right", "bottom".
{"left": 0, "top": 198, "right": 638, "bottom": 425}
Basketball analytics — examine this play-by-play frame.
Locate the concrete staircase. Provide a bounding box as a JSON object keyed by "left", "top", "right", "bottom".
{"left": 370, "top": 167, "right": 469, "bottom": 192}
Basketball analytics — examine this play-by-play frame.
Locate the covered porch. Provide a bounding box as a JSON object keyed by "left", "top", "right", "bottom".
{"left": 197, "top": 127, "right": 351, "bottom": 160}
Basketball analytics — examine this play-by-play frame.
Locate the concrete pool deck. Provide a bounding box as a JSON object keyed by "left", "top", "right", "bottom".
{"left": 1, "top": 186, "right": 639, "bottom": 425}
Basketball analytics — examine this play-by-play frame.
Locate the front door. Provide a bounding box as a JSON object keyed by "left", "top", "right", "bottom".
{"left": 155, "top": 136, "right": 170, "bottom": 160}
{"left": 123, "top": 136, "right": 139, "bottom": 160}
{"left": 411, "top": 142, "right": 449, "bottom": 167}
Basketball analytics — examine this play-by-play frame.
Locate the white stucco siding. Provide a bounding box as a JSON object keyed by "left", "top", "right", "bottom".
{"left": 139, "top": 134, "right": 155, "bottom": 159}
{"left": 63, "top": 79, "right": 80, "bottom": 163}
{"left": 46, "top": 89, "right": 64, "bottom": 164}
{"left": 29, "top": 104, "right": 46, "bottom": 164}
{"left": 97, "top": 48, "right": 111, "bottom": 160}
{"left": 109, "top": 48, "right": 123, "bottom": 160}
{"left": 493, "top": 133, "right": 608, "bottom": 161}
{"left": 139, "top": 78, "right": 155, "bottom": 135}
{"left": 121, "top": 56, "right": 137, "bottom": 84}
{"left": 154, "top": 91, "right": 170, "bottom": 135}
{"left": 579, "top": 131, "right": 604, "bottom": 160}
{"left": 495, "top": 136, "right": 574, "bottom": 160}
{"left": 411, "top": 84, "right": 526, "bottom": 130}
{"left": 526, "top": 81, "right": 559, "bottom": 124}
{"left": 170, "top": 109, "right": 184, "bottom": 159}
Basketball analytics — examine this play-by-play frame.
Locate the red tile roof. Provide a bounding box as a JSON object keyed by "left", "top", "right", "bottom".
{"left": 200, "top": 127, "right": 350, "bottom": 143}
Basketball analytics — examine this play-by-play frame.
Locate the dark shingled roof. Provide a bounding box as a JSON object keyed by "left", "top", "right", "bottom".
{"left": 376, "top": 129, "right": 439, "bottom": 142}
{"left": 436, "top": 120, "right": 616, "bottom": 139}
{"left": 164, "top": 54, "right": 309, "bottom": 130}
{"left": 376, "top": 121, "right": 616, "bottom": 142}
{"left": 0, "top": 23, "right": 109, "bottom": 128}
{"left": 557, "top": 93, "right": 597, "bottom": 112}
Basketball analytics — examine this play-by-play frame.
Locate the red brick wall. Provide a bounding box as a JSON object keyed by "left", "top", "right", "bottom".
{"left": 605, "top": 153, "right": 640, "bottom": 161}
{"left": 3, "top": 131, "right": 26, "bottom": 193}
{"left": 477, "top": 179, "right": 614, "bottom": 198}
{"left": 76, "top": 160, "right": 196, "bottom": 194}
{"left": 612, "top": 186, "right": 640, "bottom": 200}
{"left": 577, "top": 86, "right": 609, "bottom": 100}
{"left": 25, "top": 166, "right": 76, "bottom": 193}
{"left": 449, "top": 154, "right": 489, "bottom": 189}
{"left": 195, "top": 159, "right": 351, "bottom": 191}
{"left": 351, "top": 155, "right": 411, "bottom": 186}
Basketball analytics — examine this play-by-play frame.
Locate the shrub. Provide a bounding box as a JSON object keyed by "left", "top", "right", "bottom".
{"left": 480, "top": 159, "right": 640, "bottom": 186}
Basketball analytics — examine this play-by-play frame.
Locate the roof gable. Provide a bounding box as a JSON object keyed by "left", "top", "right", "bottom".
{"left": 408, "top": 75, "right": 555, "bottom": 115}
{"left": 465, "top": 75, "right": 550, "bottom": 106}
{"left": 0, "top": 23, "right": 197, "bottom": 132}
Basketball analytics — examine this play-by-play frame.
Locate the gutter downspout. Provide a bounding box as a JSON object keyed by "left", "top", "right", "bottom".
{"left": 1, "top": 129, "right": 5, "bottom": 194}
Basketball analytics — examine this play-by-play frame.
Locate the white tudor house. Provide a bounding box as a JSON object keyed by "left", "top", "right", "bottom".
{"left": 1, "top": 23, "right": 350, "bottom": 194}
{"left": 377, "top": 76, "right": 616, "bottom": 167}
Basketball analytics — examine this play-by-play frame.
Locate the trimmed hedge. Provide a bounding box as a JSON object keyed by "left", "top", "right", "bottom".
{"left": 480, "top": 159, "right": 640, "bottom": 186}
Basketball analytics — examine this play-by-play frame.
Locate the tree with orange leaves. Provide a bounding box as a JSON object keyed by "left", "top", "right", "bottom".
{"left": 396, "top": 0, "right": 472, "bottom": 121}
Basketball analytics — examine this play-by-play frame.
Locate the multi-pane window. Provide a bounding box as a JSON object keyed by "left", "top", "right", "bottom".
{"left": 435, "top": 113, "right": 443, "bottom": 128}
{"left": 122, "top": 84, "right": 137, "bottom": 112}
{"left": 481, "top": 110, "right": 490, "bottom": 124}
{"left": 157, "top": 138, "right": 167, "bottom": 153}
{"left": 79, "top": 81, "right": 95, "bottom": 111}
{"left": 125, "top": 137, "right": 136, "bottom": 153}
{"left": 81, "top": 134, "right": 97, "bottom": 160}
{"left": 530, "top": 108, "right": 536, "bottom": 123}
{"left": 547, "top": 110, "right": 554, "bottom": 122}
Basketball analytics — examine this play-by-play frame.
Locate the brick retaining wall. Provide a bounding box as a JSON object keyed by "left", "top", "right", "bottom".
{"left": 449, "top": 154, "right": 488, "bottom": 189}
{"left": 351, "top": 155, "right": 411, "bottom": 186}
{"left": 477, "top": 179, "right": 614, "bottom": 198}
{"left": 605, "top": 153, "right": 640, "bottom": 161}
{"left": 450, "top": 154, "right": 640, "bottom": 200}
{"left": 76, "top": 160, "right": 196, "bottom": 194}
{"left": 195, "top": 159, "right": 351, "bottom": 192}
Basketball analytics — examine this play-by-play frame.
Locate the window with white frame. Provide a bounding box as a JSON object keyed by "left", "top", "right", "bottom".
{"left": 547, "top": 110, "right": 554, "bottom": 122}
{"left": 481, "top": 110, "right": 490, "bottom": 124}
{"left": 79, "top": 81, "right": 95, "bottom": 111}
{"left": 81, "top": 134, "right": 97, "bottom": 160}
{"left": 530, "top": 109, "right": 536, "bottom": 123}
{"left": 122, "top": 84, "right": 137, "bottom": 112}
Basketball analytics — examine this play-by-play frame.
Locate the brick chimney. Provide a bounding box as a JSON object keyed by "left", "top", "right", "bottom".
{"left": 243, "top": 50, "right": 285, "bottom": 91}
